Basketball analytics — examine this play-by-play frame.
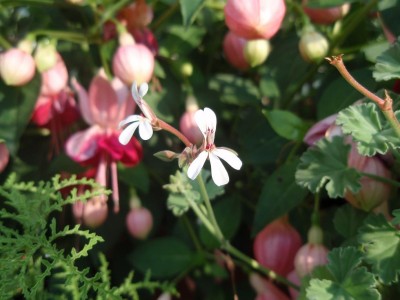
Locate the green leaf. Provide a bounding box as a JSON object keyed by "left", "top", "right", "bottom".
{"left": 252, "top": 159, "right": 308, "bottom": 235}
{"left": 199, "top": 196, "right": 242, "bottom": 249}
{"left": 263, "top": 109, "right": 309, "bottom": 141}
{"left": 179, "top": 0, "right": 204, "bottom": 27}
{"left": 306, "top": 247, "right": 380, "bottom": 300}
{"left": 118, "top": 163, "right": 150, "bottom": 193}
{"left": 295, "top": 136, "right": 362, "bottom": 198}
{"left": 391, "top": 209, "right": 400, "bottom": 226}
{"left": 336, "top": 102, "right": 400, "bottom": 156}
{"left": 306, "top": 0, "right": 361, "bottom": 8}
{"left": 333, "top": 205, "right": 368, "bottom": 239}
{"left": 129, "top": 237, "right": 194, "bottom": 278}
{"left": 379, "top": 1, "right": 400, "bottom": 37}
{"left": 358, "top": 214, "right": 400, "bottom": 284}
{"left": 374, "top": 41, "right": 400, "bottom": 81}
{"left": 0, "top": 75, "right": 41, "bottom": 155}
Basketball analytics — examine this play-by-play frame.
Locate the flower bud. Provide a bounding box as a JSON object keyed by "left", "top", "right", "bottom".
{"left": 0, "top": 142, "right": 10, "bottom": 173}
{"left": 34, "top": 43, "right": 58, "bottom": 73}
{"left": 180, "top": 97, "right": 203, "bottom": 145}
{"left": 73, "top": 199, "right": 108, "bottom": 228}
{"left": 298, "top": 29, "right": 329, "bottom": 63}
{"left": 224, "top": 0, "right": 286, "bottom": 40}
{"left": 302, "top": 0, "right": 351, "bottom": 25}
{"left": 244, "top": 39, "right": 271, "bottom": 67}
{"left": 130, "top": 28, "right": 159, "bottom": 56}
{"left": 287, "top": 270, "right": 300, "bottom": 299}
{"left": 223, "top": 31, "right": 249, "bottom": 70}
{"left": 40, "top": 53, "right": 68, "bottom": 95}
{"left": 253, "top": 216, "right": 302, "bottom": 276}
{"left": 250, "top": 273, "right": 290, "bottom": 300}
{"left": 0, "top": 48, "right": 35, "bottom": 86}
{"left": 112, "top": 39, "right": 154, "bottom": 85}
{"left": 345, "top": 145, "right": 391, "bottom": 211}
{"left": 118, "top": 0, "right": 153, "bottom": 30}
{"left": 126, "top": 207, "right": 153, "bottom": 239}
{"left": 303, "top": 114, "right": 340, "bottom": 146}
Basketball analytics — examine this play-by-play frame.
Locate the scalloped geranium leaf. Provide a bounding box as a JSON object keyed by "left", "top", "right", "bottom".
{"left": 295, "top": 137, "right": 361, "bottom": 198}
{"left": 336, "top": 103, "right": 400, "bottom": 156}
{"left": 391, "top": 209, "right": 400, "bottom": 226}
{"left": 358, "top": 214, "right": 400, "bottom": 284}
{"left": 373, "top": 41, "right": 400, "bottom": 81}
{"left": 306, "top": 247, "right": 380, "bottom": 300}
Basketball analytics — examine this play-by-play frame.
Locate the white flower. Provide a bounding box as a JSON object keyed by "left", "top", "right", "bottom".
{"left": 131, "top": 81, "right": 157, "bottom": 121}
{"left": 187, "top": 107, "right": 242, "bottom": 186}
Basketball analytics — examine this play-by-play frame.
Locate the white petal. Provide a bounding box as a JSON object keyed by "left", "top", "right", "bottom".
{"left": 194, "top": 109, "right": 207, "bottom": 137}
{"left": 119, "top": 114, "right": 141, "bottom": 128}
{"left": 213, "top": 148, "right": 242, "bottom": 170}
{"left": 204, "top": 107, "right": 217, "bottom": 131}
{"left": 118, "top": 122, "right": 139, "bottom": 145}
{"left": 138, "top": 82, "right": 149, "bottom": 97}
{"left": 131, "top": 81, "right": 140, "bottom": 104}
{"left": 138, "top": 119, "right": 153, "bottom": 140}
{"left": 187, "top": 151, "right": 208, "bottom": 180}
{"left": 209, "top": 152, "right": 229, "bottom": 186}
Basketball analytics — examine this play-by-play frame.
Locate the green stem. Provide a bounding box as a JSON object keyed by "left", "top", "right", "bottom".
{"left": 30, "top": 30, "right": 96, "bottom": 44}
{"left": 185, "top": 195, "right": 217, "bottom": 237}
{"left": 0, "top": 35, "right": 12, "bottom": 49}
{"left": 360, "top": 172, "right": 400, "bottom": 188}
{"left": 182, "top": 215, "right": 203, "bottom": 252}
{"left": 196, "top": 174, "right": 224, "bottom": 242}
{"left": 311, "top": 193, "right": 320, "bottom": 226}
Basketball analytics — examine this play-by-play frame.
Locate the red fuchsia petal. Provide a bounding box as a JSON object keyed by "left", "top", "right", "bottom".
{"left": 58, "top": 90, "right": 80, "bottom": 127}
{"left": 130, "top": 27, "right": 159, "bottom": 56}
{"left": 88, "top": 75, "right": 119, "bottom": 128}
{"left": 31, "top": 94, "right": 53, "bottom": 126}
{"left": 120, "top": 136, "right": 143, "bottom": 166}
{"left": 98, "top": 134, "right": 125, "bottom": 161}
{"left": 65, "top": 126, "right": 102, "bottom": 164}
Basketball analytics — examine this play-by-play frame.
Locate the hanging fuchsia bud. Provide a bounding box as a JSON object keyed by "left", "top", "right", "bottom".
{"left": 112, "top": 32, "right": 154, "bottom": 85}
{"left": 345, "top": 145, "right": 391, "bottom": 211}
{"left": 179, "top": 96, "right": 203, "bottom": 145}
{"left": 118, "top": 0, "right": 153, "bottom": 30}
{"left": 294, "top": 225, "right": 329, "bottom": 278}
{"left": 287, "top": 270, "right": 301, "bottom": 299}
{"left": 224, "top": 0, "right": 286, "bottom": 40}
{"left": 126, "top": 206, "right": 153, "bottom": 239}
{"left": 299, "top": 28, "right": 329, "bottom": 63}
{"left": 0, "top": 48, "right": 35, "bottom": 86}
{"left": 250, "top": 273, "right": 290, "bottom": 300}
{"left": 0, "top": 142, "right": 10, "bottom": 173}
{"left": 40, "top": 53, "right": 68, "bottom": 95}
{"left": 73, "top": 199, "right": 108, "bottom": 228}
{"left": 223, "top": 31, "right": 249, "bottom": 70}
{"left": 130, "top": 28, "right": 159, "bottom": 56}
{"left": 302, "top": 0, "right": 351, "bottom": 25}
{"left": 244, "top": 39, "right": 271, "bottom": 68}
{"left": 254, "top": 216, "right": 302, "bottom": 277}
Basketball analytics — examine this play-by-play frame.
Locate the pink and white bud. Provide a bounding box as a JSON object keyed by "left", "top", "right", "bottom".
{"left": 224, "top": 0, "right": 286, "bottom": 40}
{"left": 40, "top": 54, "right": 68, "bottom": 95}
{"left": 0, "top": 142, "right": 10, "bottom": 173}
{"left": 223, "top": 31, "right": 249, "bottom": 70}
{"left": 345, "top": 145, "right": 391, "bottom": 211}
{"left": 112, "top": 41, "right": 154, "bottom": 85}
{"left": 0, "top": 48, "right": 35, "bottom": 86}
{"left": 302, "top": 1, "right": 351, "bottom": 25}
{"left": 250, "top": 273, "right": 290, "bottom": 300}
{"left": 299, "top": 29, "right": 329, "bottom": 63}
{"left": 180, "top": 97, "right": 203, "bottom": 145}
{"left": 254, "top": 216, "right": 303, "bottom": 277}
{"left": 287, "top": 270, "right": 301, "bottom": 299}
{"left": 126, "top": 206, "right": 153, "bottom": 239}
{"left": 73, "top": 199, "right": 108, "bottom": 228}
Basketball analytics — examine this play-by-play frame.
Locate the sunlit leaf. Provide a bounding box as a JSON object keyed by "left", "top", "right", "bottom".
{"left": 179, "top": 0, "right": 204, "bottom": 27}
{"left": 373, "top": 41, "right": 400, "bottom": 81}
{"left": 263, "top": 109, "right": 309, "bottom": 141}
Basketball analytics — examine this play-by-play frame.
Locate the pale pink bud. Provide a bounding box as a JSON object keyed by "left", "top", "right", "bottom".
{"left": 345, "top": 145, "right": 391, "bottom": 211}
{"left": 254, "top": 217, "right": 303, "bottom": 277}
{"left": 0, "top": 48, "right": 35, "bottom": 86}
{"left": 73, "top": 199, "right": 108, "bottom": 228}
{"left": 250, "top": 273, "right": 290, "bottom": 300}
{"left": 40, "top": 54, "right": 68, "bottom": 95}
{"left": 223, "top": 31, "right": 249, "bottom": 70}
{"left": 302, "top": 1, "right": 351, "bottom": 25}
{"left": 112, "top": 43, "right": 154, "bottom": 85}
{"left": 180, "top": 97, "right": 203, "bottom": 145}
{"left": 287, "top": 270, "right": 300, "bottom": 299}
{"left": 299, "top": 29, "right": 329, "bottom": 63}
{"left": 0, "top": 142, "right": 10, "bottom": 173}
{"left": 224, "top": 0, "right": 286, "bottom": 40}
{"left": 303, "top": 114, "right": 340, "bottom": 146}
{"left": 126, "top": 207, "right": 153, "bottom": 239}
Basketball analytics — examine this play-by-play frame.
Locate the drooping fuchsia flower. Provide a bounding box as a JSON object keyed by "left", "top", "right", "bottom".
{"left": 187, "top": 107, "right": 242, "bottom": 186}
{"left": 66, "top": 72, "right": 143, "bottom": 213}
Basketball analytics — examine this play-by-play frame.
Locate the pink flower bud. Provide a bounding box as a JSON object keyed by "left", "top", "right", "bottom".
{"left": 302, "top": 1, "right": 351, "bottom": 25}
{"left": 73, "top": 199, "right": 108, "bottom": 228}
{"left": 112, "top": 43, "right": 154, "bottom": 85}
{"left": 0, "top": 48, "right": 35, "bottom": 86}
{"left": 0, "top": 142, "right": 10, "bottom": 173}
{"left": 345, "top": 145, "right": 391, "bottom": 211}
{"left": 223, "top": 31, "right": 249, "bottom": 70}
{"left": 40, "top": 54, "right": 68, "bottom": 95}
{"left": 250, "top": 273, "right": 290, "bottom": 300}
{"left": 118, "top": 0, "right": 153, "bottom": 30}
{"left": 126, "top": 207, "right": 153, "bottom": 239}
{"left": 298, "top": 29, "right": 329, "bottom": 63}
{"left": 180, "top": 97, "right": 203, "bottom": 145}
{"left": 254, "top": 217, "right": 303, "bottom": 277}
{"left": 287, "top": 270, "right": 301, "bottom": 299}
{"left": 224, "top": 0, "right": 286, "bottom": 40}
{"left": 303, "top": 114, "right": 341, "bottom": 146}
{"left": 244, "top": 39, "right": 271, "bottom": 68}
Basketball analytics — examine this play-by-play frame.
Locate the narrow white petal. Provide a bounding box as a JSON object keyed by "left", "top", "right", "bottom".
{"left": 204, "top": 107, "right": 217, "bottom": 131}
{"left": 131, "top": 81, "right": 140, "bottom": 103}
{"left": 118, "top": 122, "right": 140, "bottom": 145}
{"left": 187, "top": 151, "right": 208, "bottom": 180}
{"left": 213, "top": 148, "right": 242, "bottom": 170}
{"left": 194, "top": 109, "right": 207, "bottom": 137}
{"left": 209, "top": 152, "right": 229, "bottom": 186}
{"left": 119, "top": 115, "right": 141, "bottom": 128}
{"left": 138, "top": 119, "right": 153, "bottom": 140}
{"left": 138, "top": 82, "right": 149, "bottom": 97}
